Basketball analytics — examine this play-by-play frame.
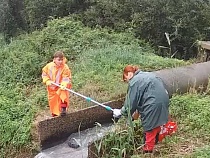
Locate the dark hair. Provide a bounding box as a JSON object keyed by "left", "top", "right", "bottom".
{"left": 54, "top": 50, "right": 64, "bottom": 58}
{"left": 123, "top": 65, "right": 139, "bottom": 81}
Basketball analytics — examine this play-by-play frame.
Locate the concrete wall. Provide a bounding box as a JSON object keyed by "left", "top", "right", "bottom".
{"left": 34, "top": 99, "right": 124, "bottom": 150}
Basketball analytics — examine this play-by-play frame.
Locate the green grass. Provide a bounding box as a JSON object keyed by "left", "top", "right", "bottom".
{"left": 0, "top": 85, "right": 41, "bottom": 157}
{"left": 93, "top": 93, "right": 210, "bottom": 158}
{"left": 0, "top": 17, "right": 203, "bottom": 157}
{"left": 192, "top": 146, "right": 210, "bottom": 158}
{"left": 71, "top": 44, "right": 188, "bottom": 105}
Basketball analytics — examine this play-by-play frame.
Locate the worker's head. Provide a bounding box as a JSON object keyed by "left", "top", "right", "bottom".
{"left": 53, "top": 50, "right": 65, "bottom": 66}
{"left": 123, "top": 65, "right": 139, "bottom": 82}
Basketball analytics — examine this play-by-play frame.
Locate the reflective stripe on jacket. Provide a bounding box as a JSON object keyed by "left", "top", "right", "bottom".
{"left": 42, "top": 60, "right": 71, "bottom": 115}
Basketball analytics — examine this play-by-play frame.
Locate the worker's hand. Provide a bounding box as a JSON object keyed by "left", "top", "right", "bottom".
{"left": 60, "top": 82, "right": 68, "bottom": 90}
{"left": 132, "top": 110, "right": 140, "bottom": 120}
{"left": 60, "top": 85, "right": 66, "bottom": 90}
{"left": 46, "top": 80, "right": 52, "bottom": 86}
{"left": 113, "top": 109, "right": 122, "bottom": 118}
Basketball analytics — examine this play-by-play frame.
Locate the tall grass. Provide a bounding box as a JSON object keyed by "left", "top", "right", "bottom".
{"left": 0, "top": 17, "right": 190, "bottom": 157}
{"left": 93, "top": 93, "right": 210, "bottom": 157}
{"left": 72, "top": 44, "right": 188, "bottom": 104}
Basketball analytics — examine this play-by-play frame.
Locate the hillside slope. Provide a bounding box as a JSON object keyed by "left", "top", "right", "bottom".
{"left": 0, "top": 17, "right": 189, "bottom": 157}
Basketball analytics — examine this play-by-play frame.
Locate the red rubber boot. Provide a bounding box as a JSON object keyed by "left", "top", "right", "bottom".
{"left": 60, "top": 102, "right": 67, "bottom": 116}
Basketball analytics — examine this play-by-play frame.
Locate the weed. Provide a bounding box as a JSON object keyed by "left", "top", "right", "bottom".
{"left": 0, "top": 17, "right": 193, "bottom": 157}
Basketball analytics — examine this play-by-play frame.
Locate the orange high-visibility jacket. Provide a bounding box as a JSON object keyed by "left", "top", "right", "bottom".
{"left": 42, "top": 60, "right": 71, "bottom": 116}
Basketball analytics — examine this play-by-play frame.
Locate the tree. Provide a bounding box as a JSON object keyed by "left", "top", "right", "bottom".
{"left": 24, "top": 0, "right": 89, "bottom": 30}
{"left": 0, "top": 0, "right": 27, "bottom": 43}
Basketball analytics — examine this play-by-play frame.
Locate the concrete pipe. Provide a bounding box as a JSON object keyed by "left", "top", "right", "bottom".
{"left": 154, "top": 61, "right": 210, "bottom": 98}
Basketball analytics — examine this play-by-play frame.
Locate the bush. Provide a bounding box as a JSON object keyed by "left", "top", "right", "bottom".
{"left": 80, "top": 0, "right": 210, "bottom": 59}
{"left": 0, "top": 17, "right": 188, "bottom": 157}
{"left": 0, "top": 17, "right": 149, "bottom": 85}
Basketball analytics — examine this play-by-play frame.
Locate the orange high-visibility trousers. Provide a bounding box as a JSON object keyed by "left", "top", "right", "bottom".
{"left": 47, "top": 85, "right": 70, "bottom": 116}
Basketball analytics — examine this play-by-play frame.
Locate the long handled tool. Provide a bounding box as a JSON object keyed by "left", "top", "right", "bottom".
{"left": 52, "top": 82, "right": 114, "bottom": 111}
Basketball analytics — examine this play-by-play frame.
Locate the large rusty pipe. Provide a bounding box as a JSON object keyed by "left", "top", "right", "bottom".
{"left": 154, "top": 61, "right": 210, "bottom": 98}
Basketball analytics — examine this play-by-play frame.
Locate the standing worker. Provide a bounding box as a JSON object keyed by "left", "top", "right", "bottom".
{"left": 113, "top": 65, "right": 176, "bottom": 153}
{"left": 42, "top": 50, "right": 72, "bottom": 117}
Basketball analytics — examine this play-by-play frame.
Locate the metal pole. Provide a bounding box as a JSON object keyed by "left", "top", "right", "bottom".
{"left": 52, "top": 82, "right": 114, "bottom": 111}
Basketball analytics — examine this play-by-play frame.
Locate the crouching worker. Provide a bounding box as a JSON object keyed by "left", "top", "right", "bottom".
{"left": 113, "top": 65, "right": 176, "bottom": 153}
{"left": 42, "top": 50, "right": 72, "bottom": 117}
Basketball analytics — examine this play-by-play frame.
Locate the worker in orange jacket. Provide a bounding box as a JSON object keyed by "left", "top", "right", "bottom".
{"left": 42, "top": 50, "right": 72, "bottom": 117}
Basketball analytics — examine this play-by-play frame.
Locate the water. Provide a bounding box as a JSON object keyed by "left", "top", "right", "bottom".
{"left": 35, "top": 123, "right": 114, "bottom": 158}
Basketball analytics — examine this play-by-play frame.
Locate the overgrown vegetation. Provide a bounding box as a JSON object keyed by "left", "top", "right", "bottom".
{"left": 79, "top": 0, "right": 210, "bottom": 59}
{"left": 0, "top": 11, "right": 210, "bottom": 158}
{"left": 1, "top": 0, "right": 210, "bottom": 59}
{"left": 0, "top": 84, "right": 45, "bottom": 157}
{"left": 0, "top": 18, "right": 189, "bottom": 157}
{"left": 93, "top": 93, "right": 210, "bottom": 157}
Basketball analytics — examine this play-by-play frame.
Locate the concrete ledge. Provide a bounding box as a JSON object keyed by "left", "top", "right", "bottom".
{"left": 199, "top": 41, "right": 210, "bottom": 50}
{"left": 34, "top": 98, "right": 124, "bottom": 150}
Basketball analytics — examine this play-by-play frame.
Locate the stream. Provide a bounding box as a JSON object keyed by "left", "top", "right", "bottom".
{"left": 34, "top": 123, "right": 114, "bottom": 158}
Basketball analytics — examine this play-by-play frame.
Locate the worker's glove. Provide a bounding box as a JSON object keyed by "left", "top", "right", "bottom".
{"left": 113, "top": 109, "right": 122, "bottom": 118}
{"left": 60, "top": 82, "right": 68, "bottom": 90}
{"left": 46, "top": 80, "right": 52, "bottom": 86}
